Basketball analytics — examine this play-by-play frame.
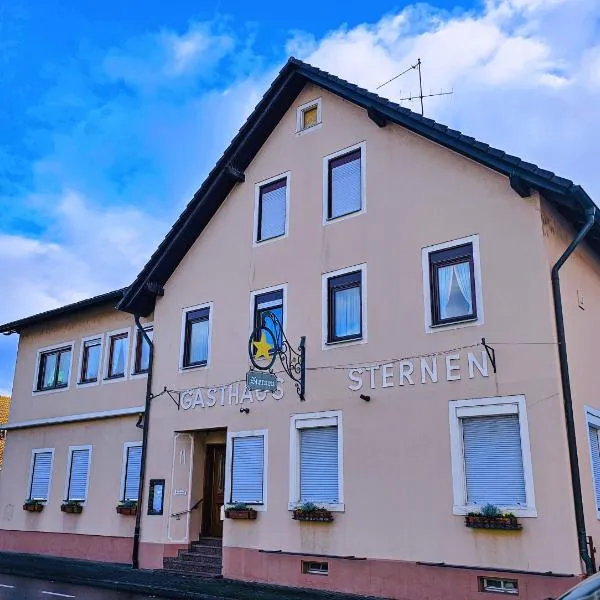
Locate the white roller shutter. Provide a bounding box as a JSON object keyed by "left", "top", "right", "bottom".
{"left": 67, "top": 448, "right": 90, "bottom": 501}
{"left": 231, "top": 436, "right": 264, "bottom": 504}
{"left": 30, "top": 451, "right": 52, "bottom": 501}
{"left": 300, "top": 426, "right": 339, "bottom": 503}
{"left": 588, "top": 426, "right": 600, "bottom": 510}
{"left": 462, "top": 415, "right": 526, "bottom": 506}
{"left": 124, "top": 445, "right": 142, "bottom": 501}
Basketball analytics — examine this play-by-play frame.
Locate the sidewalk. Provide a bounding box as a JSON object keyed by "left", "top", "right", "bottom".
{"left": 0, "top": 551, "right": 387, "bottom": 600}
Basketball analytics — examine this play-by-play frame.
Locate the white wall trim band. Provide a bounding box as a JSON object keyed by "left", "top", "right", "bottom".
{"left": 3, "top": 406, "right": 145, "bottom": 430}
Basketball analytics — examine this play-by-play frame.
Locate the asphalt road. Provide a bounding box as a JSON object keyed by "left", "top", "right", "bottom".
{"left": 0, "top": 574, "right": 155, "bottom": 599}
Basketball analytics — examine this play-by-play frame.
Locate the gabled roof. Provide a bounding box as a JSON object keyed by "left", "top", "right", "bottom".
{"left": 0, "top": 288, "right": 126, "bottom": 334}
{"left": 118, "top": 57, "right": 599, "bottom": 316}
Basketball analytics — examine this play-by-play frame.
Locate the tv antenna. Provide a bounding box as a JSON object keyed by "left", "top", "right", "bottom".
{"left": 376, "top": 58, "right": 453, "bottom": 116}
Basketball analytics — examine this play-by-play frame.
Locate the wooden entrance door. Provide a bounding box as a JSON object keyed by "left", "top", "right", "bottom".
{"left": 202, "top": 444, "right": 226, "bottom": 538}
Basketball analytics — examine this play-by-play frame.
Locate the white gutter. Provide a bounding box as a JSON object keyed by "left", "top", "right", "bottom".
{"left": 2, "top": 406, "right": 145, "bottom": 430}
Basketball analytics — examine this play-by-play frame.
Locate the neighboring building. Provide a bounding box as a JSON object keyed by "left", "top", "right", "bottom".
{"left": 1, "top": 58, "right": 600, "bottom": 600}
{"left": 0, "top": 396, "right": 10, "bottom": 468}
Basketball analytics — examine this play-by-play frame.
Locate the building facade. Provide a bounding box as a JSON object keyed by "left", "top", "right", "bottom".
{"left": 1, "top": 59, "right": 600, "bottom": 600}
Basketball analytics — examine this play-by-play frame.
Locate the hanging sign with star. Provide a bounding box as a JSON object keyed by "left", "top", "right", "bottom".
{"left": 247, "top": 311, "right": 306, "bottom": 400}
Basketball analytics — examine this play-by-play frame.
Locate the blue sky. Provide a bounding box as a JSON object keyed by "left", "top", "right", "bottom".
{"left": 1, "top": 0, "right": 600, "bottom": 393}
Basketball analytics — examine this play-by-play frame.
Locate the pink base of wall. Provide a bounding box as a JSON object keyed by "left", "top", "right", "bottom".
{"left": 223, "top": 547, "right": 579, "bottom": 600}
{"left": 0, "top": 529, "right": 186, "bottom": 568}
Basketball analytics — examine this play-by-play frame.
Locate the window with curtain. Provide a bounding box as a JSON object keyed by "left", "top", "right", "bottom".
{"left": 66, "top": 448, "right": 91, "bottom": 501}
{"left": 80, "top": 338, "right": 101, "bottom": 383}
{"left": 327, "top": 271, "right": 362, "bottom": 343}
{"left": 254, "top": 289, "right": 284, "bottom": 352}
{"left": 299, "top": 425, "right": 339, "bottom": 503}
{"left": 257, "top": 178, "right": 287, "bottom": 242}
{"left": 107, "top": 333, "right": 128, "bottom": 379}
{"left": 231, "top": 435, "right": 265, "bottom": 504}
{"left": 183, "top": 307, "right": 210, "bottom": 367}
{"left": 588, "top": 425, "right": 600, "bottom": 510}
{"left": 29, "top": 451, "right": 53, "bottom": 501}
{"left": 327, "top": 148, "right": 362, "bottom": 220}
{"left": 37, "top": 346, "right": 72, "bottom": 391}
{"left": 429, "top": 243, "right": 476, "bottom": 325}
{"left": 462, "top": 414, "right": 526, "bottom": 506}
{"left": 301, "top": 105, "right": 318, "bottom": 129}
{"left": 123, "top": 445, "right": 142, "bottom": 501}
{"left": 134, "top": 327, "right": 153, "bottom": 374}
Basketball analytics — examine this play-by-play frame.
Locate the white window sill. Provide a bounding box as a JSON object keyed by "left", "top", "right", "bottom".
{"left": 453, "top": 505, "right": 537, "bottom": 518}
{"left": 323, "top": 337, "right": 365, "bottom": 350}
{"left": 426, "top": 316, "right": 482, "bottom": 334}
{"left": 32, "top": 386, "right": 70, "bottom": 397}
{"left": 323, "top": 208, "right": 365, "bottom": 227}
{"left": 296, "top": 122, "right": 323, "bottom": 136}
{"left": 288, "top": 502, "right": 345, "bottom": 512}
{"left": 179, "top": 363, "right": 209, "bottom": 373}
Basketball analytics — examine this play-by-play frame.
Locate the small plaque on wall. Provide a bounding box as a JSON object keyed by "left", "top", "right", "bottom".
{"left": 148, "top": 479, "right": 165, "bottom": 515}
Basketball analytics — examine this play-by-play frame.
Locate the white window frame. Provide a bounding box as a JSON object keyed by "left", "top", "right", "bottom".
{"left": 249, "top": 284, "right": 288, "bottom": 339}
{"left": 225, "top": 429, "right": 268, "bottom": 511}
{"left": 253, "top": 171, "right": 291, "bottom": 247}
{"left": 289, "top": 410, "right": 344, "bottom": 512}
{"left": 32, "top": 341, "right": 75, "bottom": 396}
{"left": 130, "top": 322, "right": 153, "bottom": 378}
{"left": 120, "top": 441, "right": 143, "bottom": 501}
{"left": 296, "top": 97, "right": 322, "bottom": 135}
{"left": 102, "top": 327, "right": 130, "bottom": 384}
{"left": 422, "top": 234, "right": 484, "bottom": 333}
{"left": 322, "top": 263, "right": 367, "bottom": 350}
{"left": 585, "top": 406, "right": 600, "bottom": 518}
{"left": 76, "top": 334, "right": 104, "bottom": 388}
{"left": 322, "top": 141, "right": 366, "bottom": 225}
{"left": 27, "top": 448, "right": 54, "bottom": 503}
{"left": 449, "top": 395, "right": 536, "bottom": 517}
{"left": 64, "top": 445, "right": 93, "bottom": 504}
{"left": 179, "top": 302, "right": 213, "bottom": 372}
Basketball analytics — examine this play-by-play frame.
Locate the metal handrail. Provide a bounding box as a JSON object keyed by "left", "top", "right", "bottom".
{"left": 170, "top": 498, "right": 203, "bottom": 520}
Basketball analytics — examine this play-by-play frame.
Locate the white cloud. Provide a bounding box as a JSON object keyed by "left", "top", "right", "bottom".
{"left": 294, "top": 0, "right": 600, "bottom": 198}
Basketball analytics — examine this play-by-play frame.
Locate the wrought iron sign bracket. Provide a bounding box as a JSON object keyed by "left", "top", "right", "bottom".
{"left": 481, "top": 337, "right": 497, "bottom": 374}
{"left": 248, "top": 311, "right": 306, "bottom": 401}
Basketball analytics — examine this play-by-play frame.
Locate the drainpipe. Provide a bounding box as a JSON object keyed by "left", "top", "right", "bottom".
{"left": 551, "top": 205, "right": 596, "bottom": 576}
{"left": 132, "top": 315, "right": 154, "bottom": 570}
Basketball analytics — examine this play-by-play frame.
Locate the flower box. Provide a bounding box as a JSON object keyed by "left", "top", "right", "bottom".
{"left": 465, "top": 514, "right": 521, "bottom": 530}
{"left": 60, "top": 503, "right": 83, "bottom": 514}
{"left": 225, "top": 509, "right": 257, "bottom": 520}
{"left": 116, "top": 505, "right": 137, "bottom": 516}
{"left": 22, "top": 502, "right": 44, "bottom": 513}
{"left": 293, "top": 508, "right": 334, "bottom": 523}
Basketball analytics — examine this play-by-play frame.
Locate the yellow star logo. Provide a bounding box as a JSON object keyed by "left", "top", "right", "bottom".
{"left": 253, "top": 333, "right": 273, "bottom": 360}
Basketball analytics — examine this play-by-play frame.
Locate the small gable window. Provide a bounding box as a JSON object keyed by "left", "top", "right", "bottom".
{"left": 296, "top": 98, "right": 322, "bottom": 133}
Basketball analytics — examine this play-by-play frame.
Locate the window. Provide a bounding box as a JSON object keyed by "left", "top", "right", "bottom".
{"left": 36, "top": 345, "right": 72, "bottom": 391}
{"left": 449, "top": 396, "right": 536, "bottom": 516}
{"left": 253, "top": 288, "right": 284, "bottom": 351}
{"left": 181, "top": 305, "right": 211, "bottom": 368}
{"left": 296, "top": 98, "right": 321, "bottom": 132}
{"left": 430, "top": 243, "right": 476, "bottom": 325}
{"left": 585, "top": 407, "right": 600, "bottom": 514}
{"left": 133, "top": 326, "right": 153, "bottom": 374}
{"left": 106, "top": 332, "right": 128, "bottom": 379}
{"left": 324, "top": 143, "right": 365, "bottom": 221}
{"left": 28, "top": 449, "right": 53, "bottom": 501}
{"left": 65, "top": 447, "right": 91, "bottom": 502}
{"left": 324, "top": 266, "right": 366, "bottom": 345}
{"left": 226, "top": 431, "right": 267, "bottom": 507}
{"left": 122, "top": 443, "right": 142, "bottom": 501}
{"left": 422, "top": 235, "right": 483, "bottom": 332}
{"left": 479, "top": 577, "right": 518, "bottom": 595}
{"left": 302, "top": 561, "right": 329, "bottom": 576}
{"left": 289, "top": 411, "right": 343, "bottom": 510}
{"left": 79, "top": 338, "right": 102, "bottom": 384}
{"left": 255, "top": 175, "right": 289, "bottom": 243}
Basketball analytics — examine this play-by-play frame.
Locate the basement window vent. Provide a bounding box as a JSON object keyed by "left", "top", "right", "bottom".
{"left": 479, "top": 577, "right": 519, "bottom": 595}
{"left": 302, "top": 561, "right": 328, "bottom": 576}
